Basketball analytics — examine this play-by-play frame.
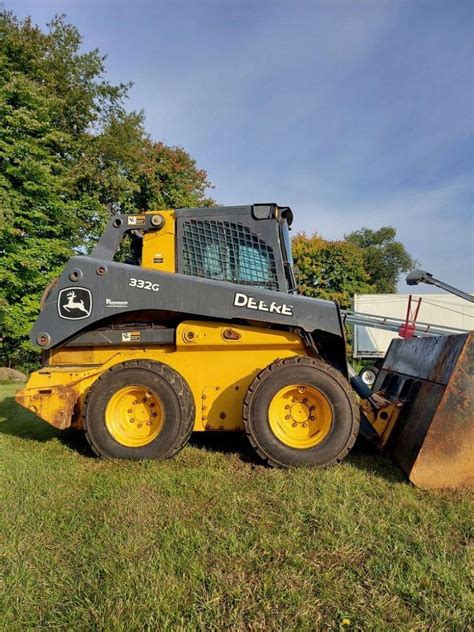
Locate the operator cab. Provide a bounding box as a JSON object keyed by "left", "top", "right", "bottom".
{"left": 101, "top": 203, "right": 298, "bottom": 294}
{"left": 176, "top": 203, "right": 297, "bottom": 294}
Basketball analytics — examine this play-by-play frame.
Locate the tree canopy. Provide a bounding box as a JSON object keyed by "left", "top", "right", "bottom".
{"left": 291, "top": 226, "right": 415, "bottom": 309}
{"left": 345, "top": 226, "right": 416, "bottom": 294}
{"left": 0, "top": 12, "right": 213, "bottom": 368}
{"left": 292, "top": 233, "right": 374, "bottom": 309}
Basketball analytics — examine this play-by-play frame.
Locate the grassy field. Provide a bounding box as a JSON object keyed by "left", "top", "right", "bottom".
{"left": 0, "top": 383, "right": 472, "bottom": 631}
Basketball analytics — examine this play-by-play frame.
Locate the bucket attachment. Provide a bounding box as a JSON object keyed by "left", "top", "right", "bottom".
{"left": 372, "top": 332, "right": 473, "bottom": 489}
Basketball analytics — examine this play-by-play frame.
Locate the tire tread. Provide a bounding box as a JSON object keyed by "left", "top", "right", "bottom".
{"left": 83, "top": 359, "right": 194, "bottom": 459}
{"left": 243, "top": 356, "right": 359, "bottom": 468}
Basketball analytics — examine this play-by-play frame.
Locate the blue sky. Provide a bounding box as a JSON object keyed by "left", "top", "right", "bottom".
{"left": 11, "top": 0, "right": 474, "bottom": 290}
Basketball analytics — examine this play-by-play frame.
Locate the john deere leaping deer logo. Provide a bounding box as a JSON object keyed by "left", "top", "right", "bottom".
{"left": 58, "top": 287, "right": 92, "bottom": 320}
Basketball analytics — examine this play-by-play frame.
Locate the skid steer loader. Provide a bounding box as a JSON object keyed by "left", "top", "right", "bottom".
{"left": 16, "top": 204, "right": 473, "bottom": 488}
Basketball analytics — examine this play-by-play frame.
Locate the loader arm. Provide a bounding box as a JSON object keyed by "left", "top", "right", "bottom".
{"left": 31, "top": 255, "right": 348, "bottom": 375}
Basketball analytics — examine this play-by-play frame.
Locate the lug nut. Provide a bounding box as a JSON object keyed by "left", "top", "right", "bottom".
{"left": 128, "top": 409, "right": 133, "bottom": 413}
{"left": 292, "top": 422, "right": 297, "bottom": 427}
{"left": 137, "top": 423, "right": 142, "bottom": 428}
{"left": 285, "top": 405, "right": 290, "bottom": 409}
{"left": 146, "top": 421, "right": 151, "bottom": 426}
{"left": 298, "top": 386, "right": 305, "bottom": 393}
{"left": 152, "top": 412, "right": 157, "bottom": 417}
{"left": 302, "top": 423, "right": 307, "bottom": 428}
{"left": 303, "top": 398, "right": 307, "bottom": 403}
{"left": 130, "top": 418, "right": 135, "bottom": 423}
{"left": 285, "top": 415, "right": 290, "bottom": 420}
{"left": 310, "top": 416, "right": 315, "bottom": 421}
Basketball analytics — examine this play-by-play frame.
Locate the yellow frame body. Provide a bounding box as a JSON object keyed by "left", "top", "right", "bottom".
{"left": 141, "top": 210, "right": 176, "bottom": 272}
{"left": 16, "top": 321, "right": 307, "bottom": 432}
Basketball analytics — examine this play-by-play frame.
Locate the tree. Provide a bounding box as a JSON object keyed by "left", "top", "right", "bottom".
{"left": 292, "top": 232, "right": 373, "bottom": 309}
{"left": 345, "top": 227, "right": 416, "bottom": 293}
{"left": 0, "top": 12, "right": 213, "bottom": 369}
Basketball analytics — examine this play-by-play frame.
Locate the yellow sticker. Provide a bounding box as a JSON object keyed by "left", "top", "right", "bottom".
{"left": 128, "top": 215, "right": 145, "bottom": 226}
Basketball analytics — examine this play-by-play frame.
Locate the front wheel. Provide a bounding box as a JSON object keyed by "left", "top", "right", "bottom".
{"left": 243, "top": 357, "right": 359, "bottom": 468}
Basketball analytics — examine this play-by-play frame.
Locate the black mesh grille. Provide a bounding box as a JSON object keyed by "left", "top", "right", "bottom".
{"left": 182, "top": 219, "right": 278, "bottom": 290}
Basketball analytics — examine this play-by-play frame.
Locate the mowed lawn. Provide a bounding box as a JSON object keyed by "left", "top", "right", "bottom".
{"left": 0, "top": 384, "right": 472, "bottom": 631}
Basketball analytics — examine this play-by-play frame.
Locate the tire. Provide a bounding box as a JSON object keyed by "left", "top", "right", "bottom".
{"left": 84, "top": 360, "right": 195, "bottom": 460}
{"left": 359, "top": 365, "right": 378, "bottom": 387}
{"left": 243, "top": 357, "right": 359, "bottom": 468}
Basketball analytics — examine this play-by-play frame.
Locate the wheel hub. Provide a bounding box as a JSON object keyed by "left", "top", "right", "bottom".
{"left": 290, "top": 402, "right": 310, "bottom": 423}
{"left": 105, "top": 386, "right": 163, "bottom": 447}
{"left": 268, "top": 384, "right": 333, "bottom": 449}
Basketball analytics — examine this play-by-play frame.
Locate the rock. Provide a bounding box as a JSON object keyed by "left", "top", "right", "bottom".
{"left": 0, "top": 367, "right": 28, "bottom": 383}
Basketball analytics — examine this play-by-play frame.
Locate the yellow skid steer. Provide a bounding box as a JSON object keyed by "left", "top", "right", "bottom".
{"left": 16, "top": 204, "right": 473, "bottom": 488}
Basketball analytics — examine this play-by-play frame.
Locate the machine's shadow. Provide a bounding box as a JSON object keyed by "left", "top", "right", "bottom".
{"left": 0, "top": 395, "right": 404, "bottom": 481}
{"left": 0, "top": 395, "right": 95, "bottom": 457}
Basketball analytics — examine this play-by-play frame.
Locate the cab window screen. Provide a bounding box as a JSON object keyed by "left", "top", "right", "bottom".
{"left": 182, "top": 219, "right": 278, "bottom": 290}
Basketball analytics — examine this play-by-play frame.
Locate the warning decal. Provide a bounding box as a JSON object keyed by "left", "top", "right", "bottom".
{"left": 122, "top": 331, "right": 141, "bottom": 342}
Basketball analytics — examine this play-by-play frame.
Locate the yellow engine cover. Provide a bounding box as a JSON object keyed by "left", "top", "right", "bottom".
{"left": 16, "top": 321, "right": 307, "bottom": 432}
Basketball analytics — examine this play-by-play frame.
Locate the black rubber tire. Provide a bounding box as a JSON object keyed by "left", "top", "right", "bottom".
{"left": 243, "top": 357, "right": 359, "bottom": 468}
{"left": 84, "top": 360, "right": 195, "bottom": 460}
{"left": 359, "top": 365, "right": 379, "bottom": 387}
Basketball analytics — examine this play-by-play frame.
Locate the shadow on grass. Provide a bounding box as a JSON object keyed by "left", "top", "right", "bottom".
{"left": 190, "top": 433, "right": 405, "bottom": 482}
{"left": 189, "top": 432, "right": 261, "bottom": 465}
{"left": 0, "top": 395, "right": 94, "bottom": 457}
{"left": 346, "top": 436, "right": 406, "bottom": 483}
{"left": 0, "top": 394, "right": 405, "bottom": 481}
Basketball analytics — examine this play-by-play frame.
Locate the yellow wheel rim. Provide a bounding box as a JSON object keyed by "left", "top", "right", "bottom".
{"left": 268, "top": 384, "right": 333, "bottom": 449}
{"left": 105, "top": 386, "right": 163, "bottom": 448}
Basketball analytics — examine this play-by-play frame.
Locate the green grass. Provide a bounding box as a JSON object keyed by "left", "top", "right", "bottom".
{"left": 1, "top": 384, "right": 472, "bottom": 631}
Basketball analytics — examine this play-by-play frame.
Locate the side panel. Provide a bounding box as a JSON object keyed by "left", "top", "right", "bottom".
{"left": 30, "top": 255, "right": 348, "bottom": 372}
{"left": 17, "top": 321, "right": 306, "bottom": 431}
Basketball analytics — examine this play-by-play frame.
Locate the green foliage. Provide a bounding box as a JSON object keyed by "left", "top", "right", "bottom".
{"left": 292, "top": 226, "right": 416, "bottom": 307}
{"left": 292, "top": 232, "right": 373, "bottom": 309}
{"left": 0, "top": 12, "right": 213, "bottom": 369}
{"left": 345, "top": 226, "right": 416, "bottom": 293}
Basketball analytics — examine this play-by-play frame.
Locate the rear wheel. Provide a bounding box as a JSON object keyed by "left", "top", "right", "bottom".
{"left": 243, "top": 357, "right": 359, "bottom": 468}
{"left": 84, "top": 360, "right": 194, "bottom": 459}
